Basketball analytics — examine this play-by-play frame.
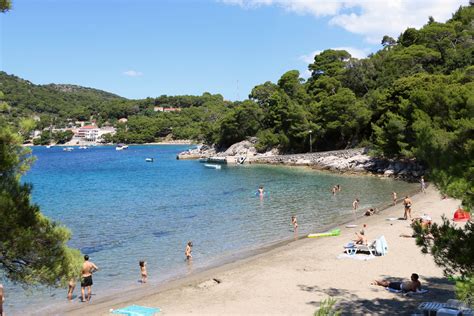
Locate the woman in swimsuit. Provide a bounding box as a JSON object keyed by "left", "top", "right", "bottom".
{"left": 403, "top": 196, "right": 412, "bottom": 220}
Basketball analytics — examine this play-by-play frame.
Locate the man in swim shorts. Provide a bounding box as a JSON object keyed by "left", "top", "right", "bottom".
{"left": 372, "top": 273, "right": 421, "bottom": 292}
{"left": 81, "top": 255, "right": 99, "bottom": 302}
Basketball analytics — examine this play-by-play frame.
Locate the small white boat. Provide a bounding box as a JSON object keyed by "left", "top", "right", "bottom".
{"left": 79, "top": 146, "right": 88, "bottom": 149}
{"left": 46, "top": 145, "right": 52, "bottom": 148}
{"left": 63, "top": 147, "right": 74, "bottom": 152}
{"left": 116, "top": 144, "right": 129, "bottom": 151}
{"left": 204, "top": 164, "right": 221, "bottom": 170}
{"left": 145, "top": 158, "right": 154, "bottom": 162}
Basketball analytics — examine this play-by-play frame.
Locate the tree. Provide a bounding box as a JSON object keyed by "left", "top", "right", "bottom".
{"left": 415, "top": 219, "right": 474, "bottom": 306}
{"left": 0, "top": 0, "right": 11, "bottom": 12}
{"left": 0, "top": 123, "right": 82, "bottom": 286}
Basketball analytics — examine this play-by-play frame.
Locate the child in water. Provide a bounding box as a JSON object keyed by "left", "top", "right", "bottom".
{"left": 139, "top": 261, "right": 147, "bottom": 283}
{"left": 291, "top": 215, "right": 298, "bottom": 232}
{"left": 185, "top": 241, "right": 193, "bottom": 260}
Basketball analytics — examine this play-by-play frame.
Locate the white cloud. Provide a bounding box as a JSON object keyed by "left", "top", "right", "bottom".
{"left": 123, "top": 70, "right": 143, "bottom": 77}
{"left": 220, "top": 0, "right": 466, "bottom": 43}
{"left": 299, "top": 46, "right": 369, "bottom": 64}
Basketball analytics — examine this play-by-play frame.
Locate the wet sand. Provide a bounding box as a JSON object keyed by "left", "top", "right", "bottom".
{"left": 61, "top": 186, "right": 459, "bottom": 315}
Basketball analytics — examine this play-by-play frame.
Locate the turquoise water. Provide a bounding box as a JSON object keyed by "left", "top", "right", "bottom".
{"left": 6, "top": 145, "right": 417, "bottom": 314}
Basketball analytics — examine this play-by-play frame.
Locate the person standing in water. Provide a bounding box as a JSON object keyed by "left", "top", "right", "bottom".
{"left": 67, "top": 278, "right": 76, "bottom": 300}
{"left": 403, "top": 196, "right": 413, "bottom": 220}
{"left": 258, "top": 186, "right": 264, "bottom": 196}
{"left": 185, "top": 241, "right": 193, "bottom": 260}
{"left": 291, "top": 215, "right": 298, "bottom": 232}
{"left": 139, "top": 261, "right": 147, "bottom": 283}
{"left": 331, "top": 186, "right": 337, "bottom": 195}
{"left": 352, "top": 198, "right": 360, "bottom": 220}
{"left": 81, "top": 255, "right": 99, "bottom": 302}
{"left": 420, "top": 176, "right": 426, "bottom": 193}
{"left": 392, "top": 192, "right": 397, "bottom": 205}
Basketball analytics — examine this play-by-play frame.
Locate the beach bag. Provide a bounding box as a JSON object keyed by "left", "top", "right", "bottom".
{"left": 375, "top": 235, "right": 388, "bottom": 256}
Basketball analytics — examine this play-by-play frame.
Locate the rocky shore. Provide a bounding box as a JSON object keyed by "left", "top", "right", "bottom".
{"left": 177, "top": 139, "right": 425, "bottom": 180}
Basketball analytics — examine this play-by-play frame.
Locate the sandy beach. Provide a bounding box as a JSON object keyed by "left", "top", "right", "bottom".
{"left": 60, "top": 185, "right": 460, "bottom": 316}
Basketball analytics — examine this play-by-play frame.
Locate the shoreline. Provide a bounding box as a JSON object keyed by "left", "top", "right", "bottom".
{"left": 53, "top": 185, "right": 458, "bottom": 316}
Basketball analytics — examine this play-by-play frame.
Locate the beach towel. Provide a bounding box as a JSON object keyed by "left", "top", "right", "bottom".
{"left": 111, "top": 305, "right": 161, "bottom": 316}
{"left": 386, "top": 287, "right": 428, "bottom": 296}
{"left": 337, "top": 253, "right": 375, "bottom": 261}
{"left": 375, "top": 236, "right": 388, "bottom": 256}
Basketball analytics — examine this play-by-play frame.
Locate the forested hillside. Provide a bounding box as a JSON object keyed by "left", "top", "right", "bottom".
{"left": 1, "top": 5, "right": 472, "bottom": 205}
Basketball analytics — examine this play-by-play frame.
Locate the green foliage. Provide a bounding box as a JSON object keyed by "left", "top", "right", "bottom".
{"left": 415, "top": 218, "right": 474, "bottom": 306}
{"left": 0, "top": 123, "right": 82, "bottom": 286}
{"left": 53, "top": 130, "right": 74, "bottom": 144}
{"left": 314, "top": 297, "right": 341, "bottom": 316}
{"left": 0, "top": 0, "right": 11, "bottom": 12}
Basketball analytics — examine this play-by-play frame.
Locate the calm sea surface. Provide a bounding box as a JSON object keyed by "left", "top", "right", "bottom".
{"left": 6, "top": 145, "right": 418, "bottom": 314}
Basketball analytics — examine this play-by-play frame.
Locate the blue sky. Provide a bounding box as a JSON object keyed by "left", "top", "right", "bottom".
{"left": 0, "top": 0, "right": 466, "bottom": 100}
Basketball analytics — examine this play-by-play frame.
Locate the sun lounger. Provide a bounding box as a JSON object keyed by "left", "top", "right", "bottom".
{"left": 344, "top": 240, "right": 376, "bottom": 256}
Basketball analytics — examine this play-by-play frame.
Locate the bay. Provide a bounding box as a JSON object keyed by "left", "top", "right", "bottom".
{"left": 6, "top": 145, "right": 417, "bottom": 314}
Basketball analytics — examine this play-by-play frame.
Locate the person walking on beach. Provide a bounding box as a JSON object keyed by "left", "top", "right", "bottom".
{"left": 81, "top": 255, "right": 99, "bottom": 302}
{"left": 291, "top": 215, "right": 298, "bottom": 233}
{"left": 139, "top": 261, "right": 148, "bottom": 283}
{"left": 185, "top": 241, "right": 193, "bottom": 260}
{"left": 420, "top": 176, "right": 426, "bottom": 193}
{"left": 403, "top": 196, "right": 413, "bottom": 220}
{"left": 67, "top": 278, "right": 76, "bottom": 300}
{"left": 392, "top": 192, "right": 397, "bottom": 205}
{"left": 372, "top": 273, "right": 421, "bottom": 293}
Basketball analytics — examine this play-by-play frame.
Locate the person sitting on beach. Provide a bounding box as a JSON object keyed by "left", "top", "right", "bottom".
{"left": 371, "top": 273, "right": 421, "bottom": 292}
{"left": 354, "top": 224, "right": 368, "bottom": 245}
{"left": 67, "top": 278, "right": 76, "bottom": 300}
{"left": 139, "top": 261, "right": 148, "bottom": 283}
{"left": 185, "top": 241, "right": 193, "bottom": 260}
{"left": 400, "top": 216, "right": 433, "bottom": 239}
{"left": 81, "top": 255, "right": 99, "bottom": 302}
{"left": 291, "top": 215, "right": 298, "bottom": 232}
{"left": 365, "top": 208, "right": 378, "bottom": 216}
{"left": 403, "top": 196, "right": 412, "bottom": 220}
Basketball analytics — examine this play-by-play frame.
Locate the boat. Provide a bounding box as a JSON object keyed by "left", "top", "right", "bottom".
{"left": 204, "top": 164, "right": 221, "bottom": 169}
{"left": 46, "top": 145, "right": 52, "bottom": 148}
{"left": 63, "top": 147, "right": 74, "bottom": 152}
{"left": 79, "top": 146, "right": 88, "bottom": 149}
{"left": 116, "top": 144, "right": 129, "bottom": 151}
{"left": 145, "top": 158, "right": 154, "bottom": 162}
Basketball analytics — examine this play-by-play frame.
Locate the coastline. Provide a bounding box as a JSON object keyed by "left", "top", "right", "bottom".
{"left": 56, "top": 185, "right": 458, "bottom": 315}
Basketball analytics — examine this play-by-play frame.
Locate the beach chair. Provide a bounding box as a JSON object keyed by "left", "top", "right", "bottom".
{"left": 355, "top": 240, "right": 377, "bottom": 256}
{"left": 343, "top": 240, "right": 376, "bottom": 256}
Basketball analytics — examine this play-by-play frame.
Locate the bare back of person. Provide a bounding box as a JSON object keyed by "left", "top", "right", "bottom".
{"left": 402, "top": 280, "right": 421, "bottom": 292}
{"left": 82, "top": 261, "right": 96, "bottom": 277}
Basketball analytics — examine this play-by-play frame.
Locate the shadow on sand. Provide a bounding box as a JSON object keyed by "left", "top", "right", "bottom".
{"left": 299, "top": 276, "right": 455, "bottom": 315}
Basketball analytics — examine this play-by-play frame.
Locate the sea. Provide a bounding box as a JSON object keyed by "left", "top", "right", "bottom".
{"left": 5, "top": 145, "right": 418, "bottom": 314}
